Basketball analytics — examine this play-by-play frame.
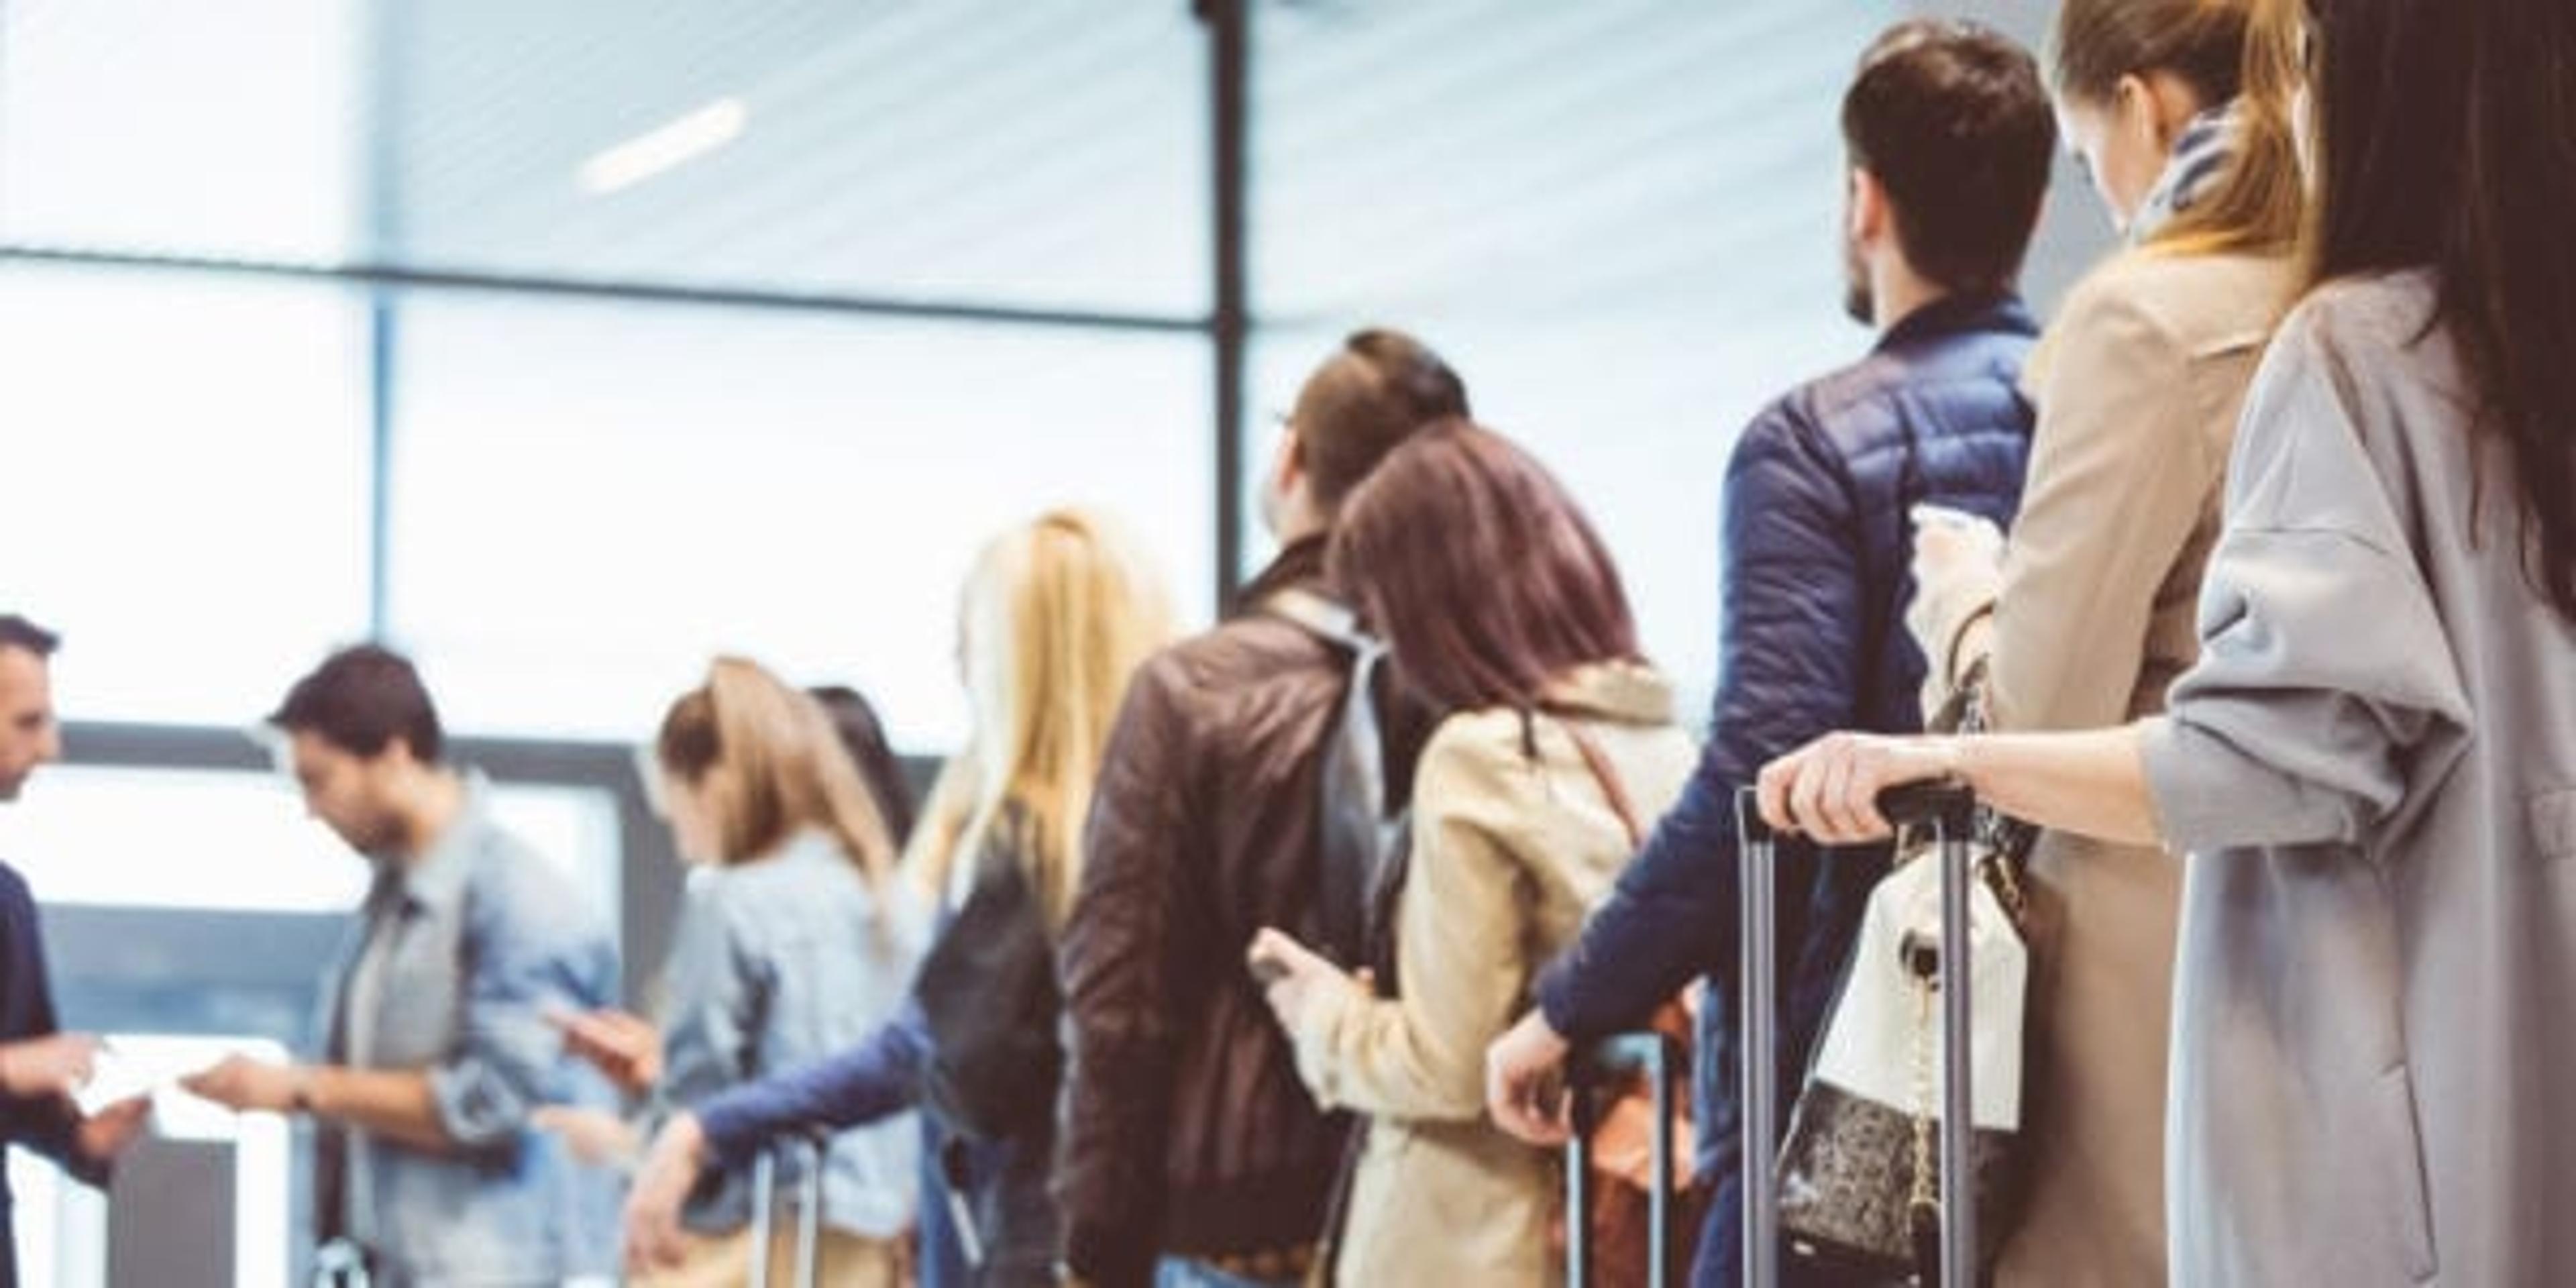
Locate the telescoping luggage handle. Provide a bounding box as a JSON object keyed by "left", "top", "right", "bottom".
{"left": 1564, "top": 1028, "right": 1684, "bottom": 1288}
{"left": 1737, "top": 781, "right": 1979, "bottom": 1288}
{"left": 745, "top": 1131, "right": 830, "bottom": 1288}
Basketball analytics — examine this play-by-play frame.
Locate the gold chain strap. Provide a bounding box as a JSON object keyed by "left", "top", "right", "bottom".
{"left": 1909, "top": 978, "right": 1939, "bottom": 1218}
{"left": 1983, "top": 851, "right": 2031, "bottom": 928}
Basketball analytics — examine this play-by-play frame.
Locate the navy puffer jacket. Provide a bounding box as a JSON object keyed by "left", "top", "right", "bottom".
{"left": 1536, "top": 292, "right": 2038, "bottom": 1282}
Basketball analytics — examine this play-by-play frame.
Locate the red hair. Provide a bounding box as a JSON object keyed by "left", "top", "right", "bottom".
{"left": 1329, "top": 421, "right": 1642, "bottom": 715}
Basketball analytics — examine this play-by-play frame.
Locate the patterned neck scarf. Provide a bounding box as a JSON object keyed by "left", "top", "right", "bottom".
{"left": 2131, "top": 100, "right": 2243, "bottom": 245}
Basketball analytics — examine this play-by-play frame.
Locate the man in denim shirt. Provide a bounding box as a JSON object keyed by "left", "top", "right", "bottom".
{"left": 187, "top": 646, "right": 620, "bottom": 1285}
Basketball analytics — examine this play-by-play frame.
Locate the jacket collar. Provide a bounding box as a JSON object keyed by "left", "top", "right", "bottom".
{"left": 1230, "top": 535, "right": 1332, "bottom": 616}
{"left": 1540, "top": 661, "right": 1675, "bottom": 727}
{"left": 369, "top": 771, "right": 489, "bottom": 918}
{"left": 1874, "top": 291, "right": 2039, "bottom": 356}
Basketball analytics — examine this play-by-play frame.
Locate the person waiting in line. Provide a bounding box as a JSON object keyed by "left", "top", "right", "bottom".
{"left": 1055, "top": 329, "right": 1467, "bottom": 1288}
{"left": 622, "top": 508, "right": 1174, "bottom": 1288}
{"left": 545, "top": 659, "right": 924, "bottom": 1287}
{"left": 1758, "top": 0, "right": 2576, "bottom": 1279}
{"left": 0, "top": 614, "right": 153, "bottom": 1288}
{"left": 186, "top": 645, "right": 623, "bottom": 1286}
{"left": 1482, "top": 20, "right": 2055, "bottom": 1287}
{"left": 1898, "top": 0, "right": 2306, "bottom": 1279}
{"left": 545, "top": 682, "right": 925, "bottom": 1102}
{"left": 1247, "top": 421, "right": 1698, "bottom": 1285}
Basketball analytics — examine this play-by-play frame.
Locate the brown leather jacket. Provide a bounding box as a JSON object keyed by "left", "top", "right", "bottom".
{"left": 1055, "top": 539, "right": 1427, "bottom": 1287}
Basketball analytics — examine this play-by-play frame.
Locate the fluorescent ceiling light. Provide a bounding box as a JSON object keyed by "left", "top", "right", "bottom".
{"left": 578, "top": 97, "right": 748, "bottom": 195}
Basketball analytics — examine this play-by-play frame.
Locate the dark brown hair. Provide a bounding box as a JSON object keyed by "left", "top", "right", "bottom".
{"left": 809, "top": 684, "right": 918, "bottom": 845}
{"left": 1291, "top": 328, "right": 1470, "bottom": 512}
{"left": 0, "top": 615, "right": 60, "bottom": 660}
{"left": 270, "top": 645, "right": 443, "bottom": 763}
{"left": 1841, "top": 19, "right": 2057, "bottom": 297}
{"left": 2053, "top": 0, "right": 2306, "bottom": 255}
{"left": 2304, "top": 0, "right": 2576, "bottom": 621}
{"left": 1329, "top": 421, "right": 1641, "bottom": 716}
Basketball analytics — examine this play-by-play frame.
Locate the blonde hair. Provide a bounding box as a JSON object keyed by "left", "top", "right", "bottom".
{"left": 910, "top": 508, "right": 1173, "bottom": 923}
{"left": 2053, "top": 0, "right": 2306, "bottom": 256}
{"left": 656, "top": 656, "right": 900, "bottom": 890}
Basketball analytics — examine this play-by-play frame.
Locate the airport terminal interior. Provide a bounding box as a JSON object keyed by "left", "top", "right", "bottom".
{"left": 15, "top": 0, "right": 2557, "bottom": 1284}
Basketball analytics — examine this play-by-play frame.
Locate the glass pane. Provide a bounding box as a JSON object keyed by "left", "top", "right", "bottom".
{"left": 0, "top": 763, "right": 620, "bottom": 923}
{"left": 388, "top": 295, "right": 1214, "bottom": 748}
{"left": 1250, "top": 1, "right": 1902, "bottom": 719}
{"left": 384, "top": 3, "right": 1208, "bottom": 311}
{"left": 0, "top": 266, "right": 371, "bottom": 724}
{"left": 0, "top": 0, "right": 357, "bottom": 262}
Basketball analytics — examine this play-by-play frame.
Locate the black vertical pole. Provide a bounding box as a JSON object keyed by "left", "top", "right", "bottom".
{"left": 1207, "top": 0, "right": 1250, "bottom": 609}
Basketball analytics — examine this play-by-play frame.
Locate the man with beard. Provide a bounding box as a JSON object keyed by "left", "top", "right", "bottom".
{"left": 186, "top": 645, "right": 619, "bottom": 1286}
{"left": 0, "top": 614, "right": 152, "bottom": 1288}
{"left": 1483, "top": 21, "right": 2055, "bottom": 1285}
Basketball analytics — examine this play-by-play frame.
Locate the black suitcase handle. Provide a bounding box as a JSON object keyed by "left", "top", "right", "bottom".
{"left": 1564, "top": 1029, "right": 1684, "bottom": 1288}
{"left": 1736, "top": 782, "right": 1980, "bottom": 1288}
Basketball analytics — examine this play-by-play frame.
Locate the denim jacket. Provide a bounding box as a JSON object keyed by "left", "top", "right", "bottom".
{"left": 316, "top": 777, "right": 623, "bottom": 1285}
{"left": 659, "top": 829, "right": 926, "bottom": 1239}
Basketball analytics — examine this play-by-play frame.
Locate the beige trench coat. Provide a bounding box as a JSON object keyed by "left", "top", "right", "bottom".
{"left": 1286, "top": 661, "right": 1695, "bottom": 1287}
{"left": 1918, "top": 246, "right": 2290, "bottom": 1287}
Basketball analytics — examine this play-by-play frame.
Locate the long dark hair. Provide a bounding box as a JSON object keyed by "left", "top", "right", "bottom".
{"left": 1328, "top": 421, "right": 1642, "bottom": 716}
{"left": 2305, "top": 0, "right": 2576, "bottom": 620}
{"left": 808, "top": 684, "right": 918, "bottom": 846}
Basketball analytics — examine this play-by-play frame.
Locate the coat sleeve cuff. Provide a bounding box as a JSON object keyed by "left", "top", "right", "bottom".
{"left": 2139, "top": 714, "right": 2229, "bottom": 855}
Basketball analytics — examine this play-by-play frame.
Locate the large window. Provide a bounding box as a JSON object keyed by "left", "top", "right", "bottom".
{"left": 0, "top": 763, "right": 619, "bottom": 924}
{"left": 0, "top": 267, "right": 372, "bottom": 725}
{"left": 386, "top": 296, "right": 1213, "bottom": 747}
{"left": 1248, "top": 0, "right": 1901, "bottom": 715}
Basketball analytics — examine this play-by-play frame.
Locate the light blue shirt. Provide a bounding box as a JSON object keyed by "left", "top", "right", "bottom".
{"left": 317, "top": 777, "right": 622, "bottom": 1285}
{"left": 659, "top": 829, "right": 926, "bottom": 1239}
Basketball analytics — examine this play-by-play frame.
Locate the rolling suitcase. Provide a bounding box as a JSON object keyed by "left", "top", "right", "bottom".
{"left": 1738, "top": 782, "right": 1984, "bottom": 1288}
{"left": 1564, "top": 1028, "right": 1687, "bottom": 1288}
{"left": 745, "top": 1132, "right": 830, "bottom": 1288}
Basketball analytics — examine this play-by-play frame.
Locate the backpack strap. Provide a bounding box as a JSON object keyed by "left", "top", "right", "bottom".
{"left": 1262, "top": 588, "right": 1406, "bottom": 978}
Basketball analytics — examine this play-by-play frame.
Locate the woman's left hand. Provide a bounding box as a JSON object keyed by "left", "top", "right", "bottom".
{"left": 1246, "top": 927, "right": 1352, "bottom": 1034}
{"left": 1757, "top": 731, "right": 1962, "bottom": 844}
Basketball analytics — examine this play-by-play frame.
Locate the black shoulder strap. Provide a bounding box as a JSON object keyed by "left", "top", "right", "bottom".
{"left": 1262, "top": 590, "right": 1407, "bottom": 983}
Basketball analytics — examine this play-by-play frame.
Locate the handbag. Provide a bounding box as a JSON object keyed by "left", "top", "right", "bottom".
{"left": 1560, "top": 718, "right": 1711, "bottom": 1288}
{"left": 1773, "top": 663, "right": 2037, "bottom": 1283}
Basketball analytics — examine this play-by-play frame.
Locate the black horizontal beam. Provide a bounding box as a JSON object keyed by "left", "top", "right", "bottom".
{"left": 0, "top": 244, "right": 1213, "bottom": 335}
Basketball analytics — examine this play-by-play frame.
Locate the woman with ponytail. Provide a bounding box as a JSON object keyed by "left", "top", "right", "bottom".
{"left": 1898, "top": 0, "right": 2307, "bottom": 1281}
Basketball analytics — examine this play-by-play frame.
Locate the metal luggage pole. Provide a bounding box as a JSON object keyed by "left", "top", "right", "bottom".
{"left": 1565, "top": 1031, "right": 1682, "bottom": 1288}
{"left": 1876, "top": 780, "right": 1980, "bottom": 1288}
{"left": 1565, "top": 1065, "right": 1595, "bottom": 1287}
{"left": 748, "top": 1148, "right": 778, "bottom": 1288}
{"left": 1934, "top": 799, "right": 1978, "bottom": 1288}
{"left": 1736, "top": 788, "right": 1779, "bottom": 1288}
{"left": 794, "top": 1134, "right": 826, "bottom": 1288}
{"left": 1650, "top": 1032, "right": 1676, "bottom": 1288}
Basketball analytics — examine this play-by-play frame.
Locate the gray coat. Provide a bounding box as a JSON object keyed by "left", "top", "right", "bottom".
{"left": 2141, "top": 271, "right": 2576, "bottom": 1285}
